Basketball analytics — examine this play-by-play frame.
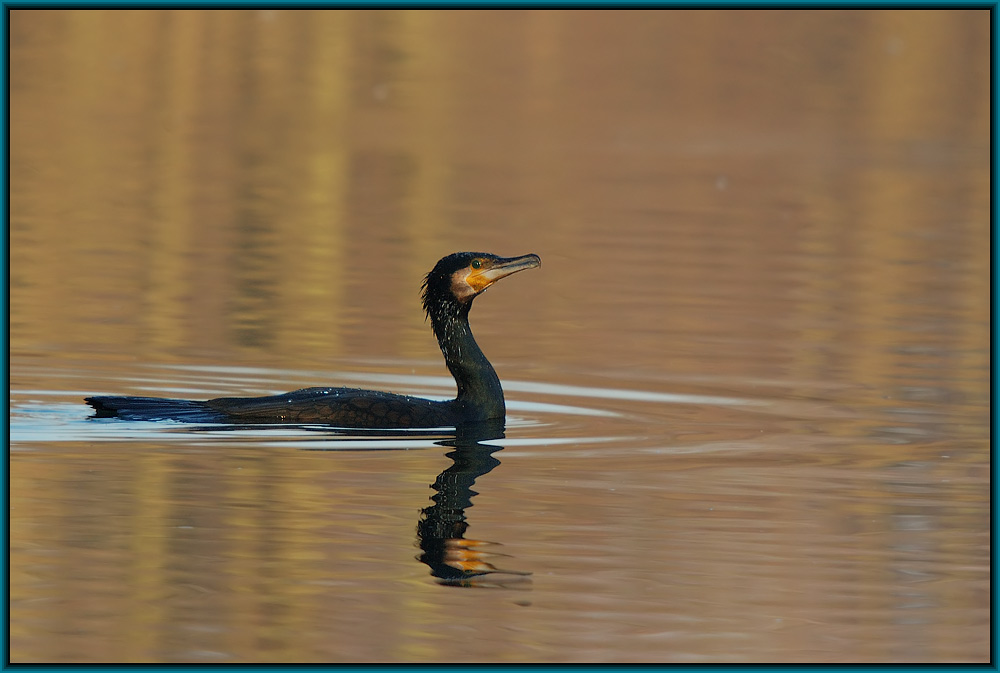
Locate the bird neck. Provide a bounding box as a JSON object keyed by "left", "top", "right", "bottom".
{"left": 432, "top": 309, "right": 504, "bottom": 421}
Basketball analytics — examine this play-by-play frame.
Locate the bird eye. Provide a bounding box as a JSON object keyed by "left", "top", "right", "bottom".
{"left": 470, "top": 259, "right": 482, "bottom": 269}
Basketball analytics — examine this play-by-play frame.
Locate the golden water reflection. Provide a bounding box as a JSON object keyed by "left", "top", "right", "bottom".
{"left": 11, "top": 9, "right": 988, "bottom": 380}
{"left": 10, "top": 8, "right": 989, "bottom": 663}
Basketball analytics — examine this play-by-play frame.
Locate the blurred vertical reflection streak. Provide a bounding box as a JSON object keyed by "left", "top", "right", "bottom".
{"left": 291, "top": 11, "right": 352, "bottom": 358}
{"left": 145, "top": 11, "right": 201, "bottom": 358}
{"left": 396, "top": 9, "right": 453, "bottom": 323}
{"left": 227, "top": 11, "right": 290, "bottom": 352}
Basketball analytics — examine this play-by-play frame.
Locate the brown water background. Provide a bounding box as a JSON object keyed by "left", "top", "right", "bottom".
{"left": 9, "top": 9, "right": 990, "bottom": 663}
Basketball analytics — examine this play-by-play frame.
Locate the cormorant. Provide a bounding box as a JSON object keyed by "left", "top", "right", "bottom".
{"left": 85, "top": 252, "right": 541, "bottom": 428}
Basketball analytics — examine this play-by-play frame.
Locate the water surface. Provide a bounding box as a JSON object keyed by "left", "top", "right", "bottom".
{"left": 9, "top": 9, "right": 990, "bottom": 663}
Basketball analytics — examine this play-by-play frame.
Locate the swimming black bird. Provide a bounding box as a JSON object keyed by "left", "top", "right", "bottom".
{"left": 86, "top": 252, "right": 540, "bottom": 428}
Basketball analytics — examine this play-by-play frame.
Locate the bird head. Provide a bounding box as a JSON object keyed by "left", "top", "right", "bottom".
{"left": 422, "top": 252, "right": 541, "bottom": 320}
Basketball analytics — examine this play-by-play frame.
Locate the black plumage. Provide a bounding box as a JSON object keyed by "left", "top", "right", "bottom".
{"left": 86, "top": 252, "right": 540, "bottom": 428}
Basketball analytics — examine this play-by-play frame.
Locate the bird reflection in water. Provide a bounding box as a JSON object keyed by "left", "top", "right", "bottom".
{"left": 417, "top": 419, "right": 532, "bottom": 589}
{"left": 189, "top": 420, "right": 533, "bottom": 588}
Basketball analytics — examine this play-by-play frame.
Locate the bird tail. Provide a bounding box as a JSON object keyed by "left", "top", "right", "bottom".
{"left": 85, "top": 396, "right": 225, "bottom": 422}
